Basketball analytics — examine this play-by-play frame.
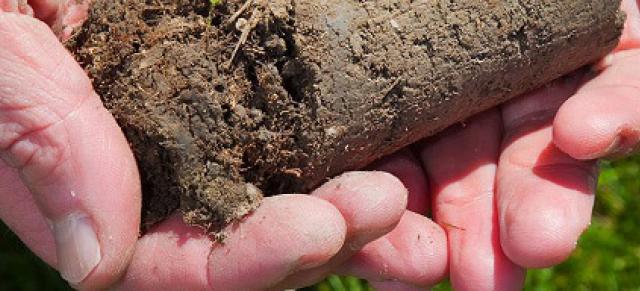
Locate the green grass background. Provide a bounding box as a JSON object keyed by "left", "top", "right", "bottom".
{"left": 1, "top": 155, "right": 639, "bottom": 290}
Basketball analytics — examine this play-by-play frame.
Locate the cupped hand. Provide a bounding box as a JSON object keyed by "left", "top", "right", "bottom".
{"left": 359, "top": 0, "right": 640, "bottom": 290}
{"left": 0, "top": 1, "right": 449, "bottom": 290}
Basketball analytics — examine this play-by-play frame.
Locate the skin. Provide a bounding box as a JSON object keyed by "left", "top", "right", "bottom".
{"left": 0, "top": 1, "right": 447, "bottom": 290}
{"left": 380, "top": 1, "right": 640, "bottom": 289}
{"left": 0, "top": 0, "right": 638, "bottom": 290}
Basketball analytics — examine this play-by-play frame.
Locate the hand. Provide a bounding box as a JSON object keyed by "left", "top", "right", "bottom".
{"left": 355, "top": 0, "right": 640, "bottom": 290}
{"left": 0, "top": 1, "right": 449, "bottom": 290}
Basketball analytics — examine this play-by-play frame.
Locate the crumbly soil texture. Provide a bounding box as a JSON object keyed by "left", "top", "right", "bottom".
{"left": 67, "top": 0, "right": 624, "bottom": 232}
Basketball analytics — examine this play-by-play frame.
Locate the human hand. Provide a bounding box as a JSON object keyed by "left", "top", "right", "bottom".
{"left": 0, "top": 1, "right": 449, "bottom": 290}
{"left": 355, "top": 0, "right": 639, "bottom": 290}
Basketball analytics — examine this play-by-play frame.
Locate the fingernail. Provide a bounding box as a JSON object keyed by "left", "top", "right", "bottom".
{"left": 602, "top": 54, "right": 615, "bottom": 67}
{"left": 594, "top": 54, "right": 614, "bottom": 71}
{"left": 52, "top": 212, "right": 101, "bottom": 284}
{"left": 602, "top": 131, "right": 640, "bottom": 158}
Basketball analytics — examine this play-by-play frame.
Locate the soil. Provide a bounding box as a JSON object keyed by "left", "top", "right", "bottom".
{"left": 66, "top": 0, "right": 624, "bottom": 232}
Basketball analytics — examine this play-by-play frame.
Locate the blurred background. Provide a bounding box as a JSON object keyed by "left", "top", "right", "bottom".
{"left": 2, "top": 155, "right": 639, "bottom": 290}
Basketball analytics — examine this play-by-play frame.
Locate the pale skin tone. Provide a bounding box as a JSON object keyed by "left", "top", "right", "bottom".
{"left": 0, "top": 0, "right": 638, "bottom": 290}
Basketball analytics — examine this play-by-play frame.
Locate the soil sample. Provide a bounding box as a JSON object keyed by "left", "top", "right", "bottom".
{"left": 67, "top": 0, "right": 624, "bottom": 231}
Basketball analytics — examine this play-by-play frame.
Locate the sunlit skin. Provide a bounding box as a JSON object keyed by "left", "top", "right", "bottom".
{"left": 0, "top": 0, "right": 638, "bottom": 290}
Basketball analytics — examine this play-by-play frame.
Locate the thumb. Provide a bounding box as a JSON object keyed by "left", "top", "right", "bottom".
{"left": 0, "top": 13, "right": 140, "bottom": 289}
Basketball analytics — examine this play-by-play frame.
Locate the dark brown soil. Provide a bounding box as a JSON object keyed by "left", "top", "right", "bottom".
{"left": 66, "top": 0, "right": 624, "bottom": 232}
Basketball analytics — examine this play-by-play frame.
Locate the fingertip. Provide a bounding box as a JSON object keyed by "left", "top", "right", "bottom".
{"left": 500, "top": 189, "right": 591, "bottom": 268}
{"left": 250, "top": 195, "right": 348, "bottom": 269}
{"left": 553, "top": 93, "right": 621, "bottom": 160}
{"left": 554, "top": 52, "right": 640, "bottom": 160}
{"left": 617, "top": 0, "right": 640, "bottom": 51}
{"left": 272, "top": 173, "right": 410, "bottom": 290}
{"left": 208, "top": 195, "right": 347, "bottom": 290}
{"left": 2, "top": 0, "right": 34, "bottom": 16}
{"left": 342, "top": 212, "right": 448, "bottom": 287}
{"left": 27, "top": 0, "right": 59, "bottom": 24}
{"left": 398, "top": 212, "right": 449, "bottom": 286}
{"left": 313, "top": 171, "right": 408, "bottom": 248}
{"left": 501, "top": 211, "right": 580, "bottom": 268}
{"left": 555, "top": 90, "right": 640, "bottom": 160}
{"left": 369, "top": 150, "right": 430, "bottom": 214}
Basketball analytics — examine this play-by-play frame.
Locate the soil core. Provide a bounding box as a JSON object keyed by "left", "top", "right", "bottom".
{"left": 67, "top": 0, "right": 624, "bottom": 231}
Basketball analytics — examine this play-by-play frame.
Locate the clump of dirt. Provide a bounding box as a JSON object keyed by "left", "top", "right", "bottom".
{"left": 66, "top": 0, "right": 624, "bottom": 232}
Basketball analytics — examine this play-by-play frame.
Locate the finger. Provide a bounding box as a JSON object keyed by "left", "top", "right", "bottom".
{"left": 369, "top": 149, "right": 430, "bottom": 214}
{"left": 115, "top": 195, "right": 347, "bottom": 291}
{"left": 616, "top": 0, "right": 640, "bottom": 51}
{"left": 418, "top": 110, "right": 524, "bottom": 291}
{"left": 0, "top": 0, "right": 34, "bottom": 15}
{"left": 338, "top": 211, "right": 448, "bottom": 288}
{"left": 274, "top": 171, "right": 408, "bottom": 289}
{"left": 0, "top": 0, "right": 88, "bottom": 36}
{"left": 313, "top": 172, "right": 408, "bottom": 252}
{"left": 0, "top": 163, "right": 55, "bottom": 264}
{"left": 0, "top": 13, "right": 140, "bottom": 288}
{"left": 49, "top": 0, "right": 89, "bottom": 40}
{"left": 27, "top": 0, "right": 60, "bottom": 23}
{"left": 23, "top": 0, "right": 89, "bottom": 40}
{"left": 554, "top": 50, "right": 640, "bottom": 160}
{"left": 499, "top": 78, "right": 597, "bottom": 268}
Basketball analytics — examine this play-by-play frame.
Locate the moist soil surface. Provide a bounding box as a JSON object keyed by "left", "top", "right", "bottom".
{"left": 67, "top": 0, "right": 624, "bottom": 232}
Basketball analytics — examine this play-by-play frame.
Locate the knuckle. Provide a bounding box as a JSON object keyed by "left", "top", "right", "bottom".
{"left": 436, "top": 189, "right": 492, "bottom": 211}
{"left": 0, "top": 106, "right": 70, "bottom": 182}
{"left": 0, "top": 121, "right": 25, "bottom": 149}
{"left": 434, "top": 189, "right": 492, "bottom": 227}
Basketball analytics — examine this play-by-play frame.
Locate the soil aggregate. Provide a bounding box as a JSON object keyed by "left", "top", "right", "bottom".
{"left": 66, "top": 0, "right": 625, "bottom": 231}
